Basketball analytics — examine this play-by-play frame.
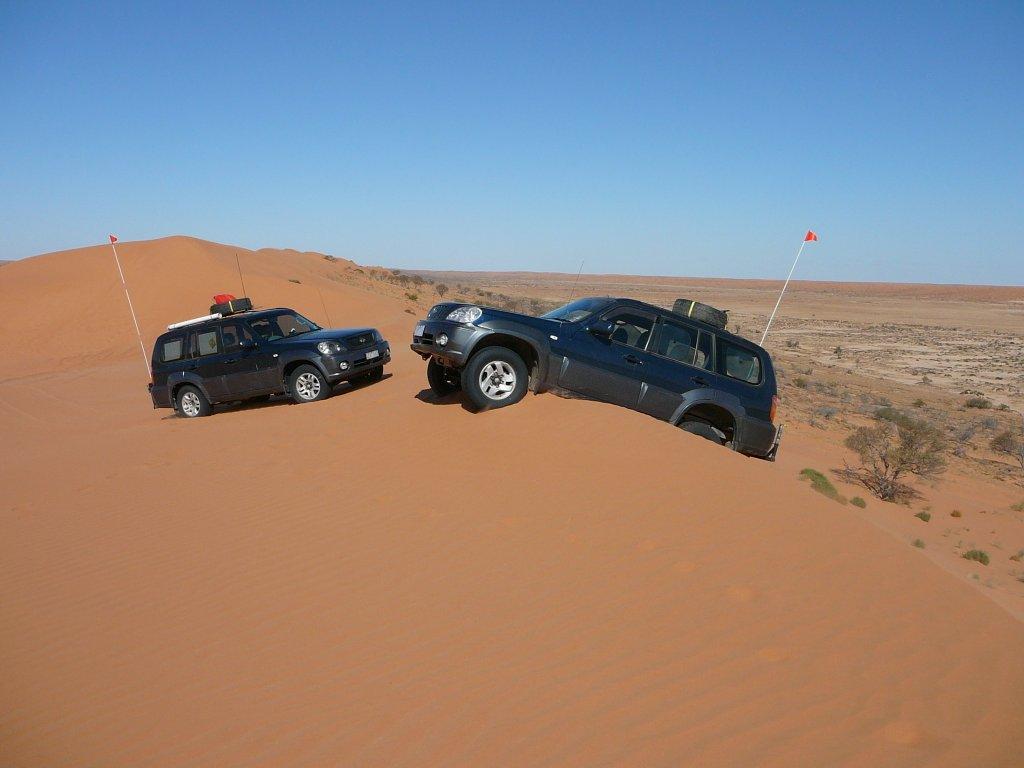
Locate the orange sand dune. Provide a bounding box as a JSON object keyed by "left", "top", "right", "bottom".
{"left": 1, "top": 238, "right": 1022, "bottom": 767}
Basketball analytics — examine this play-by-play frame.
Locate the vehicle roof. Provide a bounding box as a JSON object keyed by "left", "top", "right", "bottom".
{"left": 157, "top": 308, "right": 296, "bottom": 338}
{"left": 605, "top": 297, "right": 766, "bottom": 352}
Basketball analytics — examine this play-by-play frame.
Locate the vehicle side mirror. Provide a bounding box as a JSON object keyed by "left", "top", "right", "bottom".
{"left": 588, "top": 320, "right": 615, "bottom": 338}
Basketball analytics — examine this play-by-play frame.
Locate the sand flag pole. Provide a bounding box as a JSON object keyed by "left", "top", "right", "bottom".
{"left": 108, "top": 235, "right": 150, "bottom": 376}
{"left": 760, "top": 230, "right": 818, "bottom": 346}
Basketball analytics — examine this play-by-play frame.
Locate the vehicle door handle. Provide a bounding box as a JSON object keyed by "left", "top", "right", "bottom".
{"left": 691, "top": 376, "right": 710, "bottom": 386}
{"left": 624, "top": 354, "right": 644, "bottom": 366}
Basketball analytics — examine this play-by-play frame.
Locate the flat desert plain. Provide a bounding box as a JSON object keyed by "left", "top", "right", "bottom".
{"left": 2, "top": 237, "right": 1023, "bottom": 767}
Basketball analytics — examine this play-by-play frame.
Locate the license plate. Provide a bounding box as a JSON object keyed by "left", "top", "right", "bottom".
{"left": 414, "top": 324, "right": 425, "bottom": 337}
{"left": 365, "top": 349, "right": 380, "bottom": 360}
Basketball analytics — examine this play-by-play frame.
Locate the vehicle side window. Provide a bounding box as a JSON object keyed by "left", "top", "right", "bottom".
{"left": 160, "top": 336, "right": 184, "bottom": 363}
{"left": 196, "top": 328, "right": 221, "bottom": 357}
{"left": 220, "top": 321, "right": 253, "bottom": 353}
{"left": 601, "top": 309, "right": 654, "bottom": 350}
{"left": 653, "top": 319, "right": 715, "bottom": 370}
{"left": 718, "top": 339, "right": 761, "bottom": 384}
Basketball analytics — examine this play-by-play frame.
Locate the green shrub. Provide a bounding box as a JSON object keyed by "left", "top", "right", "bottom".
{"left": 912, "top": 539, "right": 925, "bottom": 549}
{"left": 950, "top": 510, "right": 962, "bottom": 518}
{"left": 1011, "top": 501, "right": 1024, "bottom": 512}
{"left": 914, "top": 511, "right": 931, "bottom": 522}
{"left": 799, "top": 468, "right": 846, "bottom": 504}
{"left": 850, "top": 497, "right": 867, "bottom": 508}
{"left": 962, "top": 549, "right": 989, "bottom": 566}
{"left": 913, "top": 399, "right": 925, "bottom": 408}
{"left": 965, "top": 397, "right": 992, "bottom": 409}
{"left": 405, "top": 292, "right": 419, "bottom": 301}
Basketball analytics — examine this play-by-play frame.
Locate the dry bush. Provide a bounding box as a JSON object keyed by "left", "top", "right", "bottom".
{"left": 435, "top": 283, "right": 449, "bottom": 298}
{"left": 991, "top": 430, "right": 1024, "bottom": 470}
{"left": 843, "top": 412, "right": 946, "bottom": 502}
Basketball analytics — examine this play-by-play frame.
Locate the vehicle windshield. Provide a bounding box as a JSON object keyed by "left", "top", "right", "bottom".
{"left": 248, "top": 311, "right": 320, "bottom": 341}
{"left": 541, "top": 297, "right": 609, "bottom": 323}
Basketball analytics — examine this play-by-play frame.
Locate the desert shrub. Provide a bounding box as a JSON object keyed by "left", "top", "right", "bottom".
{"left": 980, "top": 417, "right": 999, "bottom": 431}
{"left": 815, "top": 406, "right": 839, "bottom": 420}
{"left": 405, "top": 292, "right": 418, "bottom": 301}
{"left": 1011, "top": 500, "right": 1024, "bottom": 512}
{"left": 786, "top": 339, "right": 800, "bottom": 348}
{"left": 962, "top": 550, "right": 989, "bottom": 566}
{"left": 850, "top": 496, "right": 866, "bottom": 508}
{"left": 843, "top": 412, "right": 946, "bottom": 502}
{"left": 288, "top": 278, "right": 301, "bottom": 284}
{"left": 874, "top": 406, "right": 906, "bottom": 423}
{"left": 951, "top": 509, "right": 962, "bottom": 518}
{"left": 965, "top": 397, "right": 992, "bottom": 409}
{"left": 913, "top": 399, "right": 925, "bottom": 408}
{"left": 912, "top": 539, "right": 925, "bottom": 549}
{"left": 914, "top": 511, "right": 931, "bottom": 522}
{"left": 793, "top": 377, "right": 809, "bottom": 389}
{"left": 951, "top": 422, "right": 977, "bottom": 457}
{"left": 990, "top": 431, "right": 1024, "bottom": 470}
{"left": 834, "top": 345, "right": 843, "bottom": 358}
{"left": 799, "top": 468, "right": 846, "bottom": 504}
{"left": 323, "top": 254, "right": 336, "bottom": 262}
{"left": 435, "top": 283, "right": 449, "bottom": 298}
{"left": 997, "top": 403, "right": 1010, "bottom": 411}
{"left": 1009, "top": 550, "right": 1023, "bottom": 562}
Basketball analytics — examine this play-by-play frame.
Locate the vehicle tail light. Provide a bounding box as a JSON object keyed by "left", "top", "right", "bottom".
{"left": 770, "top": 395, "right": 779, "bottom": 423}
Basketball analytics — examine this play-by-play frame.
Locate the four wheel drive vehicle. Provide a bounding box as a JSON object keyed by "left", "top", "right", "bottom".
{"left": 411, "top": 297, "right": 782, "bottom": 460}
{"left": 149, "top": 305, "right": 391, "bottom": 418}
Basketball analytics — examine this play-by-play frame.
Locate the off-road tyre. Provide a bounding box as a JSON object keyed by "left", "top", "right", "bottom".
{"left": 681, "top": 420, "right": 726, "bottom": 445}
{"left": 427, "top": 358, "right": 461, "bottom": 396}
{"left": 462, "top": 347, "right": 528, "bottom": 411}
{"left": 288, "top": 364, "right": 330, "bottom": 404}
{"left": 175, "top": 385, "right": 212, "bottom": 418}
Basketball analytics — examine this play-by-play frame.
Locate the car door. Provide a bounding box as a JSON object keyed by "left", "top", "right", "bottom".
{"left": 218, "top": 320, "right": 266, "bottom": 396}
{"left": 188, "top": 325, "right": 231, "bottom": 401}
{"left": 636, "top": 315, "right": 717, "bottom": 420}
{"left": 558, "top": 306, "right": 656, "bottom": 408}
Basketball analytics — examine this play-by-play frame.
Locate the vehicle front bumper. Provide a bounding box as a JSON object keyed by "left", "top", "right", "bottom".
{"left": 409, "top": 320, "right": 484, "bottom": 366}
{"left": 321, "top": 340, "right": 391, "bottom": 380}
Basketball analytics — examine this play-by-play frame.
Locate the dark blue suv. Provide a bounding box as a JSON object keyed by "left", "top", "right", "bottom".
{"left": 149, "top": 307, "right": 390, "bottom": 417}
{"left": 411, "top": 297, "right": 781, "bottom": 459}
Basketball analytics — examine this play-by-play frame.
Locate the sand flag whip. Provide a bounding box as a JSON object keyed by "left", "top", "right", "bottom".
{"left": 760, "top": 230, "right": 818, "bottom": 346}
{"left": 108, "top": 235, "right": 150, "bottom": 376}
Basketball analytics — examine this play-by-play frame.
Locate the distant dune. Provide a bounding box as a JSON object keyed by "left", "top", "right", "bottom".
{"left": 1, "top": 237, "right": 1022, "bottom": 767}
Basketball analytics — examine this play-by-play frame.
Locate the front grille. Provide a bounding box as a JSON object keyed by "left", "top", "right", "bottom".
{"left": 345, "top": 332, "right": 376, "bottom": 351}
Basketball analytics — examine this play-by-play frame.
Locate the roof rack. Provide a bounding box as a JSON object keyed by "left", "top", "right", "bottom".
{"left": 168, "top": 313, "right": 222, "bottom": 331}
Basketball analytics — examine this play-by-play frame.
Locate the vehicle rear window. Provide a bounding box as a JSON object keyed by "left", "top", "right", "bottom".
{"left": 161, "top": 337, "right": 184, "bottom": 362}
{"left": 718, "top": 339, "right": 761, "bottom": 384}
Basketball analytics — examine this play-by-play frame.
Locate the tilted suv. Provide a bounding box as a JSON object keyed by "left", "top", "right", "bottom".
{"left": 411, "top": 297, "right": 781, "bottom": 459}
{"left": 149, "top": 307, "right": 390, "bottom": 417}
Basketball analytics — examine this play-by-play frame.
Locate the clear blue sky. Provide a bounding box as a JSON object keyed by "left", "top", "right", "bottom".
{"left": 2, "top": 2, "right": 1021, "bottom": 284}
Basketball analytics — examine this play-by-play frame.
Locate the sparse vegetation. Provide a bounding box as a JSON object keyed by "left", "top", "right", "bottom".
{"left": 951, "top": 510, "right": 962, "bottom": 518}
{"left": 965, "top": 397, "right": 992, "bottom": 409}
{"left": 990, "top": 431, "right": 1024, "bottom": 470}
{"left": 323, "top": 254, "right": 336, "bottom": 262}
{"left": 1011, "top": 500, "right": 1024, "bottom": 512}
{"left": 785, "top": 339, "right": 799, "bottom": 348}
{"left": 793, "top": 377, "right": 809, "bottom": 389}
{"left": 405, "top": 292, "right": 419, "bottom": 302}
{"left": 1009, "top": 550, "right": 1023, "bottom": 562}
{"left": 435, "top": 283, "right": 449, "bottom": 298}
{"left": 962, "top": 549, "right": 990, "bottom": 566}
{"left": 914, "top": 511, "right": 931, "bottom": 522}
{"left": 833, "top": 345, "right": 843, "bottom": 358}
{"left": 913, "top": 399, "right": 925, "bottom": 408}
{"left": 288, "top": 278, "right": 301, "bottom": 284}
{"left": 912, "top": 538, "right": 925, "bottom": 549}
{"left": 851, "top": 496, "right": 866, "bottom": 508}
{"left": 799, "top": 468, "right": 846, "bottom": 504}
{"left": 843, "top": 412, "right": 946, "bottom": 502}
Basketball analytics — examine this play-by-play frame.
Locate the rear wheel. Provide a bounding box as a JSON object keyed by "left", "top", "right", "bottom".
{"left": 427, "top": 358, "right": 460, "bottom": 396}
{"left": 288, "top": 365, "right": 330, "bottom": 404}
{"left": 680, "top": 420, "right": 726, "bottom": 445}
{"left": 175, "top": 385, "right": 212, "bottom": 418}
{"left": 462, "top": 347, "right": 528, "bottom": 411}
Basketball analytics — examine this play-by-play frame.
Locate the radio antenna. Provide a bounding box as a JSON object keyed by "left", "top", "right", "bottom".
{"left": 567, "top": 259, "right": 585, "bottom": 302}
{"left": 318, "top": 287, "right": 333, "bottom": 326}
{"left": 235, "top": 252, "right": 248, "bottom": 297}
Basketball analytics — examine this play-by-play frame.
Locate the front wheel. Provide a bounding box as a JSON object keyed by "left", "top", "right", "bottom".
{"left": 288, "top": 364, "right": 330, "bottom": 404}
{"left": 427, "top": 358, "right": 460, "bottom": 396}
{"left": 462, "top": 347, "right": 528, "bottom": 411}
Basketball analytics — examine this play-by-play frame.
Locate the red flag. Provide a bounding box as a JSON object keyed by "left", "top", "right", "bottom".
{"left": 109, "top": 234, "right": 118, "bottom": 244}
{"left": 804, "top": 230, "right": 818, "bottom": 242}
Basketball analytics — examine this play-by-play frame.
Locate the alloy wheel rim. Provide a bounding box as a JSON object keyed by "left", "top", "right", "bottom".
{"left": 181, "top": 392, "right": 200, "bottom": 416}
{"left": 479, "top": 360, "right": 516, "bottom": 400}
{"left": 296, "top": 372, "right": 321, "bottom": 399}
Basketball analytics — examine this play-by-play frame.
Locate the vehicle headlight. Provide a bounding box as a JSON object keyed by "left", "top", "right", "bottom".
{"left": 317, "top": 341, "right": 343, "bottom": 355}
{"left": 372, "top": 330, "right": 383, "bottom": 343}
{"left": 446, "top": 306, "right": 483, "bottom": 324}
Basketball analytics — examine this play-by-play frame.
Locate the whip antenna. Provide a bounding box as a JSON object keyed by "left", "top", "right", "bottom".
{"left": 235, "top": 252, "right": 248, "bottom": 297}
{"left": 567, "top": 259, "right": 585, "bottom": 302}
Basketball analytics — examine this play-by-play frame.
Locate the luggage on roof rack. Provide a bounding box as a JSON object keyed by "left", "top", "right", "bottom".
{"left": 672, "top": 299, "right": 728, "bottom": 329}
{"left": 210, "top": 296, "right": 253, "bottom": 315}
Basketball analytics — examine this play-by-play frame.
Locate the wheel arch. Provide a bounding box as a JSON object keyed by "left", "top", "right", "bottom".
{"left": 671, "top": 393, "right": 745, "bottom": 445}
{"left": 466, "top": 329, "right": 549, "bottom": 391}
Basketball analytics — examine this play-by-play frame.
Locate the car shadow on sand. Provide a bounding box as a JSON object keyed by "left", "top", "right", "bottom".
{"left": 413, "top": 388, "right": 477, "bottom": 412}
{"left": 162, "top": 373, "right": 394, "bottom": 420}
